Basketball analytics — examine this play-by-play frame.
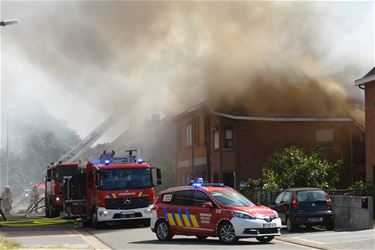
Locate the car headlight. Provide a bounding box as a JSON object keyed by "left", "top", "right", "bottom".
{"left": 232, "top": 211, "right": 255, "bottom": 219}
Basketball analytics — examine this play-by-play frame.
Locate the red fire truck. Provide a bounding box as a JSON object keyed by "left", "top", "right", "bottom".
{"left": 45, "top": 162, "right": 83, "bottom": 217}
{"left": 62, "top": 155, "right": 162, "bottom": 228}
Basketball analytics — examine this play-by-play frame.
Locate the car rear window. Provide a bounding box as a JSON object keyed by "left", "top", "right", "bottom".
{"left": 296, "top": 190, "right": 326, "bottom": 202}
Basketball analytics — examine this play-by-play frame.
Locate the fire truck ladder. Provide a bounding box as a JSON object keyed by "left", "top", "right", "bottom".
{"left": 58, "top": 114, "right": 118, "bottom": 162}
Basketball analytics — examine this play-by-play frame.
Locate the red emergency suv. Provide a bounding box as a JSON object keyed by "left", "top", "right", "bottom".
{"left": 151, "top": 183, "right": 281, "bottom": 244}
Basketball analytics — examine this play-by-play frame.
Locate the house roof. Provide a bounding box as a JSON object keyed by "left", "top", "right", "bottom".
{"left": 175, "top": 102, "right": 365, "bottom": 131}
{"left": 355, "top": 66, "right": 375, "bottom": 86}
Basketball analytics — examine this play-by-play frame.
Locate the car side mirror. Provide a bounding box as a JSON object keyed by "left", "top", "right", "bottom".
{"left": 202, "top": 201, "right": 214, "bottom": 209}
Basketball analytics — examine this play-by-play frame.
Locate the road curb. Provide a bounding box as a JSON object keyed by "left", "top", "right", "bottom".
{"left": 277, "top": 236, "right": 335, "bottom": 250}
{"left": 75, "top": 228, "right": 111, "bottom": 250}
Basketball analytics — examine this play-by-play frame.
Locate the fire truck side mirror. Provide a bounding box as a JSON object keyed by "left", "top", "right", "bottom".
{"left": 156, "top": 168, "right": 161, "bottom": 179}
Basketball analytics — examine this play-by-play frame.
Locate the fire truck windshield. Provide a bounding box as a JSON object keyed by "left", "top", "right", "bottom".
{"left": 99, "top": 168, "right": 152, "bottom": 190}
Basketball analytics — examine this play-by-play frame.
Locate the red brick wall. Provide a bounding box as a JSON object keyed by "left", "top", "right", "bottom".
{"left": 176, "top": 107, "right": 209, "bottom": 185}
{"left": 176, "top": 107, "right": 365, "bottom": 188}
{"left": 365, "top": 83, "right": 375, "bottom": 182}
{"left": 234, "top": 120, "right": 355, "bottom": 187}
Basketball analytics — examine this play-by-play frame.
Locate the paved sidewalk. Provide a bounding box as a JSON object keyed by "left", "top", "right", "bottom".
{"left": 1, "top": 223, "right": 110, "bottom": 249}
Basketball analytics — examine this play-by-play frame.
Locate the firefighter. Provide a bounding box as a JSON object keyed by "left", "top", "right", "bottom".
{"left": 29, "top": 185, "right": 40, "bottom": 212}
{"left": 1, "top": 186, "right": 12, "bottom": 215}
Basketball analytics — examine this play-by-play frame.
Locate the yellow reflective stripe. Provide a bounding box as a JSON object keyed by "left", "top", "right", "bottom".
{"left": 138, "top": 192, "right": 143, "bottom": 197}
{"left": 190, "top": 215, "right": 199, "bottom": 228}
{"left": 175, "top": 213, "right": 183, "bottom": 226}
{"left": 182, "top": 214, "right": 191, "bottom": 227}
{"left": 112, "top": 193, "right": 117, "bottom": 198}
{"left": 167, "top": 213, "right": 176, "bottom": 226}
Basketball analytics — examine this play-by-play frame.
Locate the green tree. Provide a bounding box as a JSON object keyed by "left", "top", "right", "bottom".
{"left": 240, "top": 146, "right": 341, "bottom": 191}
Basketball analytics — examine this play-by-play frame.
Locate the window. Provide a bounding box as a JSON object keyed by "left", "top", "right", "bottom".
{"left": 275, "top": 192, "right": 284, "bottom": 204}
{"left": 172, "top": 190, "right": 194, "bottom": 206}
{"left": 282, "top": 192, "right": 291, "bottom": 203}
{"left": 186, "top": 123, "right": 192, "bottom": 147}
{"left": 177, "top": 128, "right": 182, "bottom": 149}
{"left": 214, "top": 131, "right": 219, "bottom": 149}
{"left": 316, "top": 129, "right": 333, "bottom": 142}
{"left": 296, "top": 190, "right": 326, "bottom": 202}
{"left": 224, "top": 128, "right": 233, "bottom": 148}
{"left": 193, "top": 117, "right": 200, "bottom": 145}
{"left": 193, "top": 191, "right": 211, "bottom": 207}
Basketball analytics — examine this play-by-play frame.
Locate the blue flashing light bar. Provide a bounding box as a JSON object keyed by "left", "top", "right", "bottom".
{"left": 137, "top": 158, "right": 145, "bottom": 163}
{"left": 104, "top": 160, "right": 110, "bottom": 165}
{"left": 192, "top": 182, "right": 202, "bottom": 187}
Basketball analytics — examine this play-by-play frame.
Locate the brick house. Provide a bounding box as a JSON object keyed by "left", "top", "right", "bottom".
{"left": 355, "top": 67, "right": 375, "bottom": 183}
{"left": 175, "top": 103, "right": 365, "bottom": 188}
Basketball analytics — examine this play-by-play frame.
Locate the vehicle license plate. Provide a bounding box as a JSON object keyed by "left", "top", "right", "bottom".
{"left": 122, "top": 210, "right": 135, "bottom": 215}
{"left": 310, "top": 217, "right": 323, "bottom": 222}
{"left": 263, "top": 223, "right": 276, "bottom": 228}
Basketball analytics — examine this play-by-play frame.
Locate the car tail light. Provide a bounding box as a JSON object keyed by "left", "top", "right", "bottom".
{"left": 324, "top": 192, "right": 332, "bottom": 209}
{"left": 291, "top": 191, "right": 299, "bottom": 209}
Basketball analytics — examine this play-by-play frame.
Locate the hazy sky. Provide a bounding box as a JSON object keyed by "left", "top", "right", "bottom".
{"left": 1, "top": 0, "right": 374, "bottom": 142}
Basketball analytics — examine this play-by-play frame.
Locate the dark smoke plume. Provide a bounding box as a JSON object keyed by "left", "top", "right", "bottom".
{"left": 2, "top": 1, "right": 372, "bottom": 128}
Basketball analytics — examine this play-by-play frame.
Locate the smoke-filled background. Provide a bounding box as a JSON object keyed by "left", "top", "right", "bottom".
{"left": 0, "top": 1, "right": 373, "bottom": 190}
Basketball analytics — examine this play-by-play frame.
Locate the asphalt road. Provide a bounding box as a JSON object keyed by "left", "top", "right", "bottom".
{"left": 83, "top": 222, "right": 375, "bottom": 250}
{"left": 83, "top": 222, "right": 312, "bottom": 250}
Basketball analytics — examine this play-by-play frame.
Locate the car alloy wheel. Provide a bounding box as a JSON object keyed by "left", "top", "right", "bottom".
{"left": 156, "top": 220, "right": 172, "bottom": 241}
{"left": 218, "top": 222, "right": 238, "bottom": 243}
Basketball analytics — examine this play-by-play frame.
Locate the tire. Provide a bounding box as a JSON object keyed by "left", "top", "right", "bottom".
{"left": 155, "top": 219, "right": 173, "bottom": 241}
{"left": 325, "top": 220, "right": 335, "bottom": 231}
{"left": 51, "top": 209, "right": 60, "bottom": 218}
{"left": 196, "top": 236, "right": 208, "bottom": 240}
{"left": 256, "top": 236, "right": 275, "bottom": 243}
{"left": 286, "top": 217, "right": 295, "bottom": 232}
{"left": 217, "top": 221, "right": 239, "bottom": 244}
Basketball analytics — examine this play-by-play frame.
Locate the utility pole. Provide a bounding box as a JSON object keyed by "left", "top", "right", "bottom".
{"left": 0, "top": 18, "right": 19, "bottom": 190}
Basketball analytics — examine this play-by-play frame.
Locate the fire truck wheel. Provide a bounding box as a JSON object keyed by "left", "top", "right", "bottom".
{"left": 155, "top": 219, "right": 173, "bottom": 241}
{"left": 217, "top": 221, "right": 239, "bottom": 244}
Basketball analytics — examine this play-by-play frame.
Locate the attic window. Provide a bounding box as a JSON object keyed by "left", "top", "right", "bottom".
{"left": 316, "top": 129, "right": 333, "bottom": 142}
{"left": 315, "top": 129, "right": 334, "bottom": 148}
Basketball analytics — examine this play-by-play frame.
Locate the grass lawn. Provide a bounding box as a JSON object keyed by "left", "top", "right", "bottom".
{"left": 0, "top": 233, "right": 21, "bottom": 249}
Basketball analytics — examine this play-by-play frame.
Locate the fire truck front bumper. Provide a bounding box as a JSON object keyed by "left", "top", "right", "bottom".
{"left": 96, "top": 206, "right": 153, "bottom": 222}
